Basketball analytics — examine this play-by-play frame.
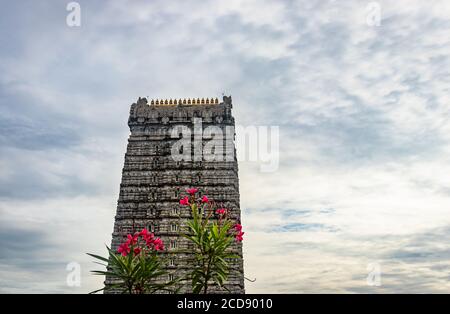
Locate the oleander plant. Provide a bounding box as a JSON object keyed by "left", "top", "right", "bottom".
{"left": 87, "top": 229, "right": 175, "bottom": 294}
{"left": 180, "top": 188, "right": 244, "bottom": 294}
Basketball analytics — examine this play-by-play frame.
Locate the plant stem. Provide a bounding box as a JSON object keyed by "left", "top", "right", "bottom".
{"left": 203, "top": 254, "right": 213, "bottom": 294}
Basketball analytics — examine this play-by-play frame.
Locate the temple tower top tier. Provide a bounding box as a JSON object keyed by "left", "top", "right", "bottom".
{"left": 128, "top": 96, "right": 233, "bottom": 131}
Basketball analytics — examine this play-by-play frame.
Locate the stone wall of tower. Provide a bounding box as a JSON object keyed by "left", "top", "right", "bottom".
{"left": 107, "top": 96, "right": 245, "bottom": 293}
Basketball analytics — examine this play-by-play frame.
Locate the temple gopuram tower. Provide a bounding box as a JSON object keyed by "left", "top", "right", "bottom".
{"left": 107, "top": 96, "right": 245, "bottom": 293}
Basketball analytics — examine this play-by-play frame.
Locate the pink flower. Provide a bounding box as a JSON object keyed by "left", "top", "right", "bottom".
{"left": 179, "top": 197, "right": 189, "bottom": 206}
{"left": 133, "top": 247, "right": 141, "bottom": 255}
{"left": 144, "top": 233, "right": 155, "bottom": 244}
{"left": 152, "top": 238, "right": 164, "bottom": 251}
{"left": 234, "top": 224, "right": 242, "bottom": 232}
{"left": 139, "top": 228, "right": 149, "bottom": 237}
{"left": 126, "top": 234, "right": 138, "bottom": 246}
{"left": 201, "top": 195, "right": 209, "bottom": 203}
{"left": 138, "top": 228, "right": 154, "bottom": 243}
{"left": 186, "top": 187, "right": 198, "bottom": 195}
{"left": 216, "top": 208, "right": 227, "bottom": 216}
{"left": 144, "top": 236, "right": 155, "bottom": 249}
{"left": 117, "top": 243, "right": 130, "bottom": 256}
{"left": 235, "top": 231, "right": 245, "bottom": 242}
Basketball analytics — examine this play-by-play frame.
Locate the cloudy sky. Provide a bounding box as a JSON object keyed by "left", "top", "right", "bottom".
{"left": 1, "top": 0, "right": 450, "bottom": 293}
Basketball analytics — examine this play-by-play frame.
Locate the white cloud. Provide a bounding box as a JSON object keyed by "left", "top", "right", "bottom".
{"left": 1, "top": 0, "right": 450, "bottom": 293}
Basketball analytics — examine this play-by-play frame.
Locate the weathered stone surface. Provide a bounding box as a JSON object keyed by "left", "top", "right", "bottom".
{"left": 106, "top": 96, "right": 244, "bottom": 294}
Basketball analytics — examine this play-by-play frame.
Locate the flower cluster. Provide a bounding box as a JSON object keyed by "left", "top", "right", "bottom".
{"left": 186, "top": 187, "right": 198, "bottom": 195}
{"left": 216, "top": 208, "right": 227, "bottom": 216}
{"left": 179, "top": 196, "right": 189, "bottom": 206}
{"left": 234, "top": 223, "right": 244, "bottom": 242}
{"left": 117, "top": 228, "right": 164, "bottom": 257}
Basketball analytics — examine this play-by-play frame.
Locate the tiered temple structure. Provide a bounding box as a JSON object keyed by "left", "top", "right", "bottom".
{"left": 107, "top": 95, "right": 244, "bottom": 293}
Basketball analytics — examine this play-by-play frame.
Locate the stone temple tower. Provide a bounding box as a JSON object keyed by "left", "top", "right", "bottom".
{"left": 107, "top": 96, "right": 244, "bottom": 293}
